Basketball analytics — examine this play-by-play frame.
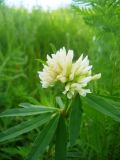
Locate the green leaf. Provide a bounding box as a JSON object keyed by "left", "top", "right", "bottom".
{"left": 55, "top": 115, "right": 67, "bottom": 160}
{"left": 98, "top": 95, "right": 120, "bottom": 102}
{"left": 0, "top": 113, "right": 52, "bottom": 142}
{"left": 56, "top": 96, "right": 65, "bottom": 109}
{"left": 19, "top": 103, "right": 57, "bottom": 110}
{"left": 35, "top": 58, "right": 46, "bottom": 65}
{"left": 69, "top": 95, "right": 82, "bottom": 146}
{"left": 50, "top": 43, "right": 57, "bottom": 53}
{"left": 67, "top": 151, "right": 81, "bottom": 158}
{"left": 98, "top": 95, "right": 120, "bottom": 107}
{"left": 26, "top": 113, "right": 60, "bottom": 160}
{"left": 85, "top": 94, "right": 120, "bottom": 122}
{"left": 0, "top": 105, "right": 57, "bottom": 117}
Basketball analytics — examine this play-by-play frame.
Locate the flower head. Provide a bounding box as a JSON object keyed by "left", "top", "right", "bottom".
{"left": 38, "top": 47, "right": 101, "bottom": 99}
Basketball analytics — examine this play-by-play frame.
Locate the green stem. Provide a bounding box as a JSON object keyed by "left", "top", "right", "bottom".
{"left": 65, "top": 94, "right": 77, "bottom": 115}
{"left": 65, "top": 99, "right": 73, "bottom": 114}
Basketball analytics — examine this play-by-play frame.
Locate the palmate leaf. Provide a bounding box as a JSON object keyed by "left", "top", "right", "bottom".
{"left": 0, "top": 104, "right": 57, "bottom": 117}
{"left": 55, "top": 115, "right": 67, "bottom": 160}
{"left": 0, "top": 113, "right": 52, "bottom": 143}
{"left": 26, "top": 113, "right": 60, "bottom": 160}
{"left": 69, "top": 95, "right": 83, "bottom": 146}
{"left": 85, "top": 94, "right": 120, "bottom": 122}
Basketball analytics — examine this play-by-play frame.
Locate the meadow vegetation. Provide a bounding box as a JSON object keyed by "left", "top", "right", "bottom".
{"left": 0, "top": 0, "right": 120, "bottom": 159}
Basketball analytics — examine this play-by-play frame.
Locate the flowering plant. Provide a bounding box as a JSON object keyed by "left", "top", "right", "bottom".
{"left": 38, "top": 47, "right": 101, "bottom": 98}
{"left": 0, "top": 48, "right": 120, "bottom": 160}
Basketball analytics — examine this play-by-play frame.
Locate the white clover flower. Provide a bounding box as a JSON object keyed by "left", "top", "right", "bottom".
{"left": 38, "top": 47, "right": 101, "bottom": 99}
{"left": 38, "top": 47, "right": 73, "bottom": 87}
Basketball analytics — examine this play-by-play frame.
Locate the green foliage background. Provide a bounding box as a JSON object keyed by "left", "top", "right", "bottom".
{"left": 0, "top": 0, "right": 120, "bottom": 159}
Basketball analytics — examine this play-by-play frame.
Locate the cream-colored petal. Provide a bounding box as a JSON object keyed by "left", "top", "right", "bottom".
{"left": 92, "top": 73, "right": 101, "bottom": 80}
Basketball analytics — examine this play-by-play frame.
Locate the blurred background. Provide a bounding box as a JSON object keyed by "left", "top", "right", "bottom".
{"left": 5, "top": 0, "right": 72, "bottom": 10}
{"left": 0, "top": 0, "right": 120, "bottom": 159}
